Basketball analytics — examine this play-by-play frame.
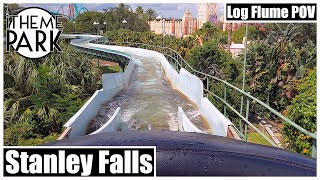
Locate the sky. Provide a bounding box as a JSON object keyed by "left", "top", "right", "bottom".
{"left": 20, "top": 3, "right": 225, "bottom": 19}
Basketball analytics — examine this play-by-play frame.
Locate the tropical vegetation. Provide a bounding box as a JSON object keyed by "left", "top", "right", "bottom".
{"left": 3, "top": 4, "right": 316, "bottom": 157}
{"left": 4, "top": 42, "right": 102, "bottom": 145}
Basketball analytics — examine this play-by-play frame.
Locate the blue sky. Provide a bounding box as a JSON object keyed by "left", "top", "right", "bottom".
{"left": 20, "top": 3, "right": 225, "bottom": 19}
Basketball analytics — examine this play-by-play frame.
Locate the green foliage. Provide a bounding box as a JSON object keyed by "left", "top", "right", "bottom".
{"left": 242, "top": 23, "right": 316, "bottom": 114}
{"left": 247, "top": 132, "right": 272, "bottom": 146}
{"left": 4, "top": 42, "right": 101, "bottom": 146}
{"left": 184, "top": 22, "right": 316, "bottom": 154}
{"left": 265, "top": 23, "right": 316, "bottom": 46}
{"left": 62, "top": 4, "right": 152, "bottom": 33}
{"left": 4, "top": 121, "right": 59, "bottom": 146}
{"left": 232, "top": 25, "right": 266, "bottom": 43}
{"left": 195, "top": 22, "right": 228, "bottom": 44}
{"left": 18, "top": 134, "right": 59, "bottom": 146}
{"left": 283, "top": 70, "right": 316, "bottom": 156}
{"left": 144, "top": 8, "right": 158, "bottom": 21}
{"left": 74, "top": 11, "right": 106, "bottom": 33}
{"left": 4, "top": 3, "right": 23, "bottom": 14}
{"left": 97, "top": 65, "right": 122, "bottom": 74}
{"left": 4, "top": 120, "right": 36, "bottom": 146}
{"left": 187, "top": 40, "right": 243, "bottom": 123}
{"left": 235, "top": 23, "right": 316, "bottom": 155}
{"left": 188, "top": 41, "right": 236, "bottom": 78}
{"left": 105, "top": 29, "right": 197, "bottom": 59}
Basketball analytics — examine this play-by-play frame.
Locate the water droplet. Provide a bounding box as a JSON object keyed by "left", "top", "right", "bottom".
{"left": 219, "top": 159, "right": 224, "bottom": 163}
{"left": 209, "top": 155, "right": 213, "bottom": 160}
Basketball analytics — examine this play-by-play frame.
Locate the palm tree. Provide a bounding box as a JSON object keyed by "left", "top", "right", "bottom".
{"left": 118, "top": 3, "right": 125, "bottom": 8}
{"left": 145, "top": 8, "right": 157, "bottom": 21}
{"left": 136, "top": 6, "right": 144, "bottom": 18}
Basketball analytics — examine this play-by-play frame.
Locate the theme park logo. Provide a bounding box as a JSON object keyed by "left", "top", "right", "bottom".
{"left": 6, "top": 7, "right": 63, "bottom": 59}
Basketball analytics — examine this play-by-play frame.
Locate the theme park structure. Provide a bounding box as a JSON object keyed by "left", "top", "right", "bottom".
{"left": 47, "top": 34, "right": 316, "bottom": 176}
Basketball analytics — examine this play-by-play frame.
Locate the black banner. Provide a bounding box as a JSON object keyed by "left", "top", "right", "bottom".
{"left": 226, "top": 4, "right": 317, "bottom": 21}
{"left": 3, "top": 147, "right": 155, "bottom": 176}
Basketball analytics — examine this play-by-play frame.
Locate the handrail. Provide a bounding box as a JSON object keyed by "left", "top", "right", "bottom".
{"left": 64, "top": 34, "right": 132, "bottom": 65}
{"left": 96, "top": 40, "right": 316, "bottom": 157}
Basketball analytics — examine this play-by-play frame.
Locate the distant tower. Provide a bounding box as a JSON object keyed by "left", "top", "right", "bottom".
{"left": 182, "top": 9, "right": 194, "bottom": 35}
{"left": 197, "top": 3, "right": 218, "bottom": 29}
{"left": 219, "top": 14, "right": 227, "bottom": 31}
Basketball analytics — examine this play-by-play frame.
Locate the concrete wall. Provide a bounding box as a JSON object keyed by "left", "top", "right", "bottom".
{"left": 200, "top": 98, "right": 231, "bottom": 136}
{"left": 153, "top": 51, "right": 232, "bottom": 136}
{"left": 91, "top": 45, "right": 232, "bottom": 137}
{"left": 90, "top": 107, "right": 121, "bottom": 135}
{"left": 178, "top": 107, "right": 204, "bottom": 133}
{"left": 63, "top": 51, "right": 136, "bottom": 138}
{"left": 177, "top": 68, "right": 203, "bottom": 106}
{"left": 64, "top": 88, "right": 121, "bottom": 138}
{"left": 72, "top": 43, "right": 232, "bottom": 137}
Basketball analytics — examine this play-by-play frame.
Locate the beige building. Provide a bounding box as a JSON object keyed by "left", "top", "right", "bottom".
{"left": 148, "top": 9, "right": 198, "bottom": 37}
{"left": 148, "top": 3, "right": 248, "bottom": 37}
{"left": 197, "top": 3, "right": 218, "bottom": 29}
{"left": 148, "top": 3, "right": 219, "bottom": 37}
{"left": 218, "top": 14, "right": 243, "bottom": 32}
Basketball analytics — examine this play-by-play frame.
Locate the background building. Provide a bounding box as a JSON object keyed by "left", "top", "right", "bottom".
{"left": 148, "top": 9, "right": 198, "bottom": 37}
{"left": 148, "top": 3, "right": 248, "bottom": 37}
{"left": 148, "top": 3, "right": 219, "bottom": 37}
{"left": 197, "top": 3, "right": 218, "bottom": 29}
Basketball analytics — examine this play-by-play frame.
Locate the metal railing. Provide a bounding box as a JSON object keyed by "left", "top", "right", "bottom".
{"left": 66, "top": 36, "right": 132, "bottom": 65}
{"left": 92, "top": 40, "right": 317, "bottom": 158}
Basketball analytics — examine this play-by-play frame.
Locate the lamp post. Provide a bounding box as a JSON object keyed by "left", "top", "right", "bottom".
{"left": 122, "top": 19, "right": 128, "bottom": 42}
{"left": 239, "top": 23, "right": 249, "bottom": 135}
{"left": 103, "top": 21, "right": 107, "bottom": 34}
{"left": 242, "top": 23, "right": 249, "bottom": 92}
{"left": 93, "top": 21, "right": 99, "bottom": 35}
{"left": 73, "top": 21, "right": 76, "bottom": 33}
{"left": 156, "top": 12, "right": 164, "bottom": 47}
{"left": 93, "top": 21, "right": 100, "bottom": 66}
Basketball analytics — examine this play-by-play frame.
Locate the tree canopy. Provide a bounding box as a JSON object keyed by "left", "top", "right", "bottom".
{"left": 61, "top": 4, "right": 153, "bottom": 33}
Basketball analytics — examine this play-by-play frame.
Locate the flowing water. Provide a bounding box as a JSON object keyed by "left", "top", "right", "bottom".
{"left": 86, "top": 52, "right": 211, "bottom": 134}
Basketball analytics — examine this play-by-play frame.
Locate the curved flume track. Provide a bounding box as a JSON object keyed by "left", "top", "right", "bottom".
{"left": 61, "top": 34, "right": 231, "bottom": 139}
{"left": 50, "top": 35, "right": 316, "bottom": 176}
{"left": 86, "top": 52, "right": 211, "bottom": 134}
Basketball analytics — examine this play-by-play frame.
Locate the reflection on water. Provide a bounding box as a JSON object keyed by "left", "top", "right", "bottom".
{"left": 86, "top": 53, "right": 211, "bottom": 134}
